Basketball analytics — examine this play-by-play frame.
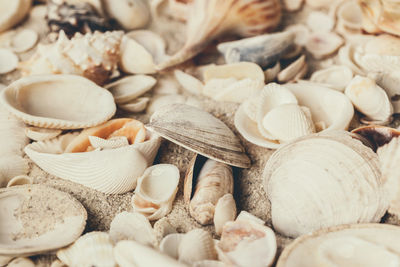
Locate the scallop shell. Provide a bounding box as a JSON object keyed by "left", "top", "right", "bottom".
{"left": 0, "top": 0, "right": 32, "bottom": 32}
{"left": 214, "top": 194, "right": 237, "bottom": 235}
{"left": 157, "top": 0, "right": 281, "bottom": 69}
{"left": 6, "top": 175, "right": 32, "bottom": 187}
{"left": 20, "top": 31, "right": 123, "bottom": 85}
{"left": 114, "top": 240, "right": 187, "bottom": 267}
{"left": 217, "top": 31, "right": 294, "bottom": 68}
{"left": 0, "top": 75, "right": 116, "bottom": 129}
{"left": 216, "top": 217, "right": 277, "bottom": 267}
{"left": 0, "top": 185, "right": 86, "bottom": 256}
{"left": 178, "top": 229, "right": 218, "bottom": 264}
{"left": 277, "top": 55, "right": 307, "bottom": 83}
{"left": 184, "top": 155, "right": 234, "bottom": 225}
{"left": 305, "top": 32, "right": 344, "bottom": 59}
{"left": 147, "top": 103, "right": 251, "bottom": 168}
{"left": 263, "top": 131, "right": 388, "bottom": 238}
{"left": 103, "top": 0, "right": 150, "bottom": 30}
{"left": 25, "top": 127, "right": 62, "bottom": 141}
{"left": 174, "top": 70, "right": 203, "bottom": 95}
{"left": 277, "top": 224, "right": 400, "bottom": 267}
{"left": 310, "top": 65, "right": 353, "bottom": 91}
{"left": 57, "top": 232, "right": 115, "bottom": 267}
{"left": 109, "top": 211, "right": 157, "bottom": 246}
{"left": 345, "top": 75, "right": 393, "bottom": 124}
{"left": 118, "top": 97, "right": 150, "bottom": 113}
{"left": 105, "top": 75, "right": 156, "bottom": 104}
{"left": 0, "top": 49, "right": 18, "bottom": 74}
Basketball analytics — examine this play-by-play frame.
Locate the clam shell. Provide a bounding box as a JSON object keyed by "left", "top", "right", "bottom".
{"left": 159, "top": 233, "right": 184, "bottom": 259}
{"left": 203, "top": 62, "right": 264, "bottom": 83}
{"left": 277, "top": 224, "right": 400, "bottom": 267}
{"left": 305, "top": 32, "right": 344, "bottom": 59}
{"left": 310, "top": 65, "right": 353, "bottom": 91}
{"left": 0, "top": 49, "right": 18, "bottom": 74}
{"left": 146, "top": 103, "right": 251, "bottom": 168}
{"left": 103, "top": 0, "right": 150, "bottom": 30}
{"left": 0, "top": 0, "right": 32, "bottom": 32}
{"left": 118, "top": 97, "right": 150, "bottom": 113}
{"left": 0, "top": 75, "right": 116, "bottom": 129}
{"left": 306, "top": 11, "right": 334, "bottom": 32}
{"left": 214, "top": 194, "right": 237, "bottom": 235}
{"left": 57, "top": 232, "right": 115, "bottom": 267}
{"left": 174, "top": 70, "right": 203, "bottom": 95}
{"left": 6, "top": 175, "right": 32, "bottom": 187}
{"left": 0, "top": 185, "right": 86, "bottom": 256}
{"left": 338, "top": 44, "right": 365, "bottom": 75}
{"left": 263, "top": 132, "right": 388, "bottom": 238}
{"left": 217, "top": 31, "right": 294, "bottom": 68}
{"left": 105, "top": 75, "right": 156, "bottom": 104}
{"left": 277, "top": 55, "right": 306, "bottom": 83}
{"left": 25, "top": 127, "right": 62, "bottom": 141}
{"left": 10, "top": 29, "right": 38, "bottom": 53}
{"left": 178, "top": 229, "right": 217, "bottom": 264}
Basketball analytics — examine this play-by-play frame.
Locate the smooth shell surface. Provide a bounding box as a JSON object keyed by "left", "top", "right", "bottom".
{"left": 0, "top": 49, "right": 18, "bottom": 74}
{"left": 0, "top": 75, "right": 116, "bottom": 129}
{"left": 0, "top": 0, "right": 32, "bottom": 32}
{"left": 214, "top": 194, "right": 237, "bottom": 235}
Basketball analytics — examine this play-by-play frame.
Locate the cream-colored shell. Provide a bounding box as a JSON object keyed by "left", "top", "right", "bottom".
{"left": 25, "top": 127, "right": 62, "bottom": 141}
{"left": 277, "top": 55, "right": 307, "bottom": 83}
{"left": 174, "top": 70, "right": 203, "bottom": 95}
{"left": 310, "top": 65, "right": 353, "bottom": 91}
{"left": 178, "top": 229, "right": 218, "bottom": 264}
{"left": 338, "top": 44, "right": 365, "bottom": 75}
{"left": 159, "top": 233, "right": 184, "bottom": 259}
{"left": 6, "top": 175, "right": 32, "bottom": 187}
{"left": 10, "top": 29, "right": 38, "bottom": 53}
{"left": 0, "top": 49, "right": 18, "bottom": 74}
{"left": 0, "top": 0, "right": 32, "bottom": 32}
{"left": 305, "top": 32, "right": 344, "bottom": 59}
{"left": 0, "top": 75, "right": 116, "bottom": 129}
{"left": 118, "top": 97, "right": 150, "bottom": 113}
{"left": 214, "top": 194, "right": 237, "bottom": 235}
{"left": 103, "top": 0, "right": 150, "bottom": 30}
{"left": 203, "top": 62, "right": 264, "bottom": 83}
{"left": 7, "top": 257, "right": 35, "bottom": 267}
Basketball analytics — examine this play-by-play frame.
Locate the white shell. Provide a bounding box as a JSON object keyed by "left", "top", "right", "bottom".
{"left": 263, "top": 132, "right": 388, "bottom": 238}
{"left": 103, "top": 0, "right": 150, "bottom": 30}
{"left": 118, "top": 97, "right": 150, "bottom": 113}
{"left": 0, "top": 185, "right": 86, "bottom": 256}
{"left": 0, "top": 75, "right": 116, "bottom": 129}
{"left": 336, "top": 0, "right": 363, "bottom": 31}
{"left": 345, "top": 75, "right": 393, "bottom": 124}
{"left": 105, "top": 75, "right": 156, "bottom": 104}
{"left": 10, "top": 29, "right": 38, "bottom": 53}
{"left": 6, "top": 175, "right": 32, "bottom": 187}
{"left": 277, "top": 55, "right": 306, "bottom": 83}
{"left": 178, "top": 229, "right": 218, "bottom": 264}
{"left": 174, "top": 70, "right": 203, "bottom": 95}
{"left": 0, "top": 0, "right": 32, "bottom": 32}
{"left": 25, "top": 127, "right": 62, "bottom": 141}
{"left": 306, "top": 11, "right": 334, "bottom": 32}
{"left": 109, "top": 211, "right": 157, "bottom": 246}
{"left": 305, "top": 32, "right": 344, "bottom": 59}
{"left": 159, "top": 233, "right": 184, "bottom": 259}
{"left": 310, "top": 65, "right": 353, "bottom": 91}
{"left": 0, "top": 49, "right": 18, "bottom": 74}
{"left": 57, "top": 232, "right": 115, "bottom": 267}
{"left": 0, "top": 155, "right": 29, "bottom": 187}
{"left": 214, "top": 194, "right": 237, "bottom": 235}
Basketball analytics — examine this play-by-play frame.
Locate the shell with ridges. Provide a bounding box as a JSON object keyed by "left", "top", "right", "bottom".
{"left": 178, "top": 229, "right": 217, "bottom": 264}
{"left": 214, "top": 193, "right": 237, "bottom": 235}
{"left": 25, "top": 127, "right": 62, "bottom": 141}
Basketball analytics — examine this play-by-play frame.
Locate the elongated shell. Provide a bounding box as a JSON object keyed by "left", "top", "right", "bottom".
{"left": 0, "top": 75, "right": 116, "bottom": 129}
{"left": 178, "top": 229, "right": 218, "bottom": 264}
{"left": 214, "top": 194, "right": 237, "bottom": 235}
{"left": 277, "top": 224, "right": 400, "bottom": 267}
{"left": 0, "top": 0, "right": 32, "bottom": 32}
{"left": 157, "top": 0, "right": 281, "bottom": 69}
{"left": 263, "top": 131, "right": 388, "bottom": 238}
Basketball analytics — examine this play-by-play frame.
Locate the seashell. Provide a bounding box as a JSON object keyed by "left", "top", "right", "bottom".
{"left": 0, "top": 109, "right": 29, "bottom": 157}
{"left": 264, "top": 61, "right": 281, "bottom": 83}
{"left": 338, "top": 44, "right": 365, "bottom": 75}
{"left": 193, "top": 260, "right": 227, "bottom": 267}
{"left": 25, "top": 127, "right": 62, "bottom": 141}
{"left": 118, "top": 97, "right": 150, "bottom": 113}
{"left": 0, "top": 255, "right": 13, "bottom": 266}
{"left": 120, "top": 30, "right": 167, "bottom": 74}
{"left": 345, "top": 75, "right": 393, "bottom": 124}
{"left": 336, "top": 0, "right": 363, "bottom": 31}
{"left": 20, "top": 31, "right": 123, "bottom": 85}
{"left": 0, "top": 184, "right": 86, "bottom": 256}
{"left": 88, "top": 136, "right": 129, "bottom": 150}
{"left": 166, "top": 0, "right": 191, "bottom": 21}
{"left": 105, "top": 75, "right": 156, "bottom": 104}
{"left": 216, "top": 218, "right": 277, "bottom": 267}
{"left": 217, "top": 31, "right": 295, "bottom": 69}
{"left": 147, "top": 94, "right": 187, "bottom": 115}
{"left": 236, "top": 210, "right": 265, "bottom": 225}
{"left": 153, "top": 217, "right": 177, "bottom": 244}
{"left": 0, "top": 0, "right": 32, "bottom": 33}
{"left": 276, "top": 224, "right": 400, "bottom": 267}
{"left": 6, "top": 175, "right": 32, "bottom": 187}
{"left": 283, "top": 0, "right": 304, "bottom": 11}
{"left": 285, "top": 24, "right": 310, "bottom": 46}
{"left": 174, "top": 70, "right": 203, "bottom": 95}
{"left": 310, "top": 65, "right": 353, "bottom": 91}
{"left": 306, "top": 11, "right": 335, "bottom": 32}
{"left": 0, "top": 75, "right": 116, "bottom": 129}
{"left": 373, "top": 71, "right": 400, "bottom": 113}
{"left": 114, "top": 240, "right": 187, "bottom": 267}
{"left": 103, "top": 0, "right": 150, "bottom": 30}
{"left": 147, "top": 103, "right": 251, "bottom": 168}
{"left": 203, "top": 62, "right": 264, "bottom": 83}
{"left": 184, "top": 155, "right": 234, "bottom": 225}
{"left": 0, "top": 49, "right": 18, "bottom": 74}
{"left": 132, "top": 164, "right": 179, "bottom": 220}
{"left": 178, "top": 229, "right": 218, "bottom": 264}
{"left": 157, "top": 0, "right": 281, "bottom": 69}
{"left": 305, "top": 32, "right": 344, "bottom": 59}
{"left": 109, "top": 211, "right": 157, "bottom": 246}
{"left": 7, "top": 257, "right": 35, "bottom": 267}
{"left": 263, "top": 131, "right": 388, "bottom": 238}
{"left": 10, "top": 29, "right": 38, "bottom": 53}
{"left": 57, "top": 232, "right": 115, "bottom": 267}
{"left": 159, "top": 233, "right": 184, "bottom": 259}
{"left": 277, "top": 55, "right": 307, "bottom": 83}
{"left": 50, "top": 260, "right": 67, "bottom": 267}
{"left": 305, "top": 0, "right": 330, "bottom": 8}
{"left": 0, "top": 155, "right": 29, "bottom": 187}
{"left": 152, "top": 74, "right": 181, "bottom": 95}
{"left": 351, "top": 125, "right": 400, "bottom": 151}
{"left": 214, "top": 193, "right": 237, "bottom": 235}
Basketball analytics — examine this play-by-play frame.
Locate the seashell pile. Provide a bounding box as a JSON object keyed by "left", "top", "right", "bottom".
{"left": 2, "top": 0, "right": 400, "bottom": 265}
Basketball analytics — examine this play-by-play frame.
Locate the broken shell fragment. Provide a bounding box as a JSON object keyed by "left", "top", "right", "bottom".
{"left": 0, "top": 185, "right": 86, "bottom": 256}
{"left": 25, "top": 127, "right": 62, "bottom": 141}
{"left": 103, "top": 0, "right": 150, "bottom": 30}
{"left": 305, "top": 32, "right": 344, "bottom": 59}
{"left": 0, "top": 0, "right": 32, "bottom": 32}
{"left": 10, "top": 29, "right": 38, "bottom": 53}
{"left": 178, "top": 229, "right": 218, "bottom": 264}
{"left": 0, "top": 49, "right": 18, "bottom": 74}
{"left": 310, "top": 65, "right": 353, "bottom": 91}
{"left": 214, "top": 194, "right": 237, "bottom": 235}
{"left": 0, "top": 75, "right": 116, "bottom": 129}
{"left": 147, "top": 103, "right": 251, "bottom": 168}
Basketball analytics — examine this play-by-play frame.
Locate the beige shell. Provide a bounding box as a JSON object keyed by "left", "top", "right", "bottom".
{"left": 373, "top": 71, "right": 400, "bottom": 114}
{"left": 283, "top": 0, "right": 304, "bottom": 11}
{"left": 263, "top": 131, "right": 388, "bottom": 238}
{"left": 0, "top": 75, "right": 116, "bottom": 129}
{"left": 184, "top": 155, "right": 234, "bottom": 225}
{"left": 203, "top": 62, "right": 264, "bottom": 83}
{"left": 0, "top": 49, "right": 18, "bottom": 74}
{"left": 345, "top": 75, "right": 393, "bottom": 124}
{"left": 20, "top": 31, "right": 122, "bottom": 85}
{"left": 174, "top": 70, "right": 203, "bottom": 95}
{"left": 305, "top": 32, "right": 344, "bottom": 59}
{"left": 118, "top": 97, "right": 150, "bottom": 113}
{"left": 277, "top": 55, "right": 307, "bottom": 83}
{"left": 157, "top": 0, "right": 281, "bottom": 69}
{"left": 277, "top": 224, "right": 400, "bottom": 267}
{"left": 214, "top": 194, "right": 237, "bottom": 235}
{"left": 0, "top": 0, "right": 32, "bottom": 32}
{"left": 7, "top": 257, "right": 35, "bottom": 267}
{"left": 159, "top": 233, "right": 184, "bottom": 259}
{"left": 147, "top": 103, "right": 251, "bottom": 168}
{"left": 6, "top": 175, "right": 32, "bottom": 187}
{"left": 178, "top": 229, "right": 218, "bottom": 264}
{"left": 10, "top": 29, "right": 38, "bottom": 53}
{"left": 25, "top": 127, "right": 62, "bottom": 141}
{"left": 310, "top": 65, "right": 354, "bottom": 91}
{"left": 109, "top": 211, "right": 157, "bottom": 246}
{"left": 57, "top": 232, "right": 115, "bottom": 267}
{"left": 264, "top": 62, "right": 281, "bottom": 83}
{"left": 0, "top": 185, "right": 86, "bottom": 256}
{"left": 103, "top": 0, "right": 150, "bottom": 30}
{"left": 338, "top": 44, "right": 365, "bottom": 75}
{"left": 337, "top": 0, "right": 363, "bottom": 32}
{"left": 216, "top": 217, "right": 277, "bottom": 267}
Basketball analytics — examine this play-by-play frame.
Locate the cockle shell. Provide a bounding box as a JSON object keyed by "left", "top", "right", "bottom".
{"left": 0, "top": 49, "right": 18, "bottom": 74}
{"left": 310, "top": 65, "right": 353, "bottom": 91}
{"left": 263, "top": 131, "right": 388, "bottom": 238}
{"left": 178, "top": 229, "right": 218, "bottom": 264}
{"left": 345, "top": 75, "right": 393, "bottom": 124}
{"left": 277, "top": 224, "right": 400, "bottom": 267}
{"left": 216, "top": 217, "right": 277, "bottom": 267}
{"left": 147, "top": 103, "right": 251, "bottom": 168}
{"left": 0, "top": 185, "right": 86, "bottom": 256}
{"left": 184, "top": 155, "right": 234, "bottom": 225}
{"left": 25, "top": 127, "right": 62, "bottom": 141}
{"left": 157, "top": 0, "right": 281, "bottom": 69}
{"left": 214, "top": 193, "right": 237, "bottom": 235}
{"left": 217, "top": 31, "right": 295, "bottom": 68}
{"left": 0, "top": 75, "right": 116, "bottom": 129}
{"left": 305, "top": 32, "right": 344, "bottom": 59}
{"left": 103, "top": 0, "right": 150, "bottom": 30}
{"left": 132, "top": 164, "right": 180, "bottom": 220}
{"left": 20, "top": 31, "right": 123, "bottom": 85}
{"left": 57, "top": 232, "right": 115, "bottom": 267}
{"left": 0, "top": 0, "right": 32, "bottom": 32}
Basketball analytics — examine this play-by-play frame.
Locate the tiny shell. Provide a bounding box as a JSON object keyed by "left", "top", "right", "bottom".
{"left": 214, "top": 194, "right": 237, "bottom": 235}
{"left": 310, "top": 65, "right": 353, "bottom": 91}
{"left": 305, "top": 32, "right": 344, "bottom": 59}
{"left": 174, "top": 70, "right": 203, "bottom": 95}
{"left": 25, "top": 127, "right": 62, "bottom": 141}
{"left": 10, "top": 29, "right": 38, "bottom": 53}
{"left": 118, "top": 97, "right": 150, "bottom": 113}
{"left": 178, "top": 229, "right": 218, "bottom": 264}
{"left": 103, "top": 0, "right": 150, "bottom": 30}
{"left": 159, "top": 233, "right": 184, "bottom": 259}
{"left": 0, "top": 0, "right": 32, "bottom": 32}
{"left": 6, "top": 175, "right": 32, "bottom": 187}
{"left": 0, "top": 49, "right": 18, "bottom": 74}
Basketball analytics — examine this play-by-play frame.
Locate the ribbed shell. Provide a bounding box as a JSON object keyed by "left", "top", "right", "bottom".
{"left": 178, "top": 229, "right": 217, "bottom": 264}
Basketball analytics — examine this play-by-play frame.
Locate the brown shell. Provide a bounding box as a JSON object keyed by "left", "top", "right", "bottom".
{"left": 351, "top": 125, "right": 400, "bottom": 151}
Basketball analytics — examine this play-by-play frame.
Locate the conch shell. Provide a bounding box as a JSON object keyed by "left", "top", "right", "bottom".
{"left": 157, "top": 0, "right": 281, "bottom": 69}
